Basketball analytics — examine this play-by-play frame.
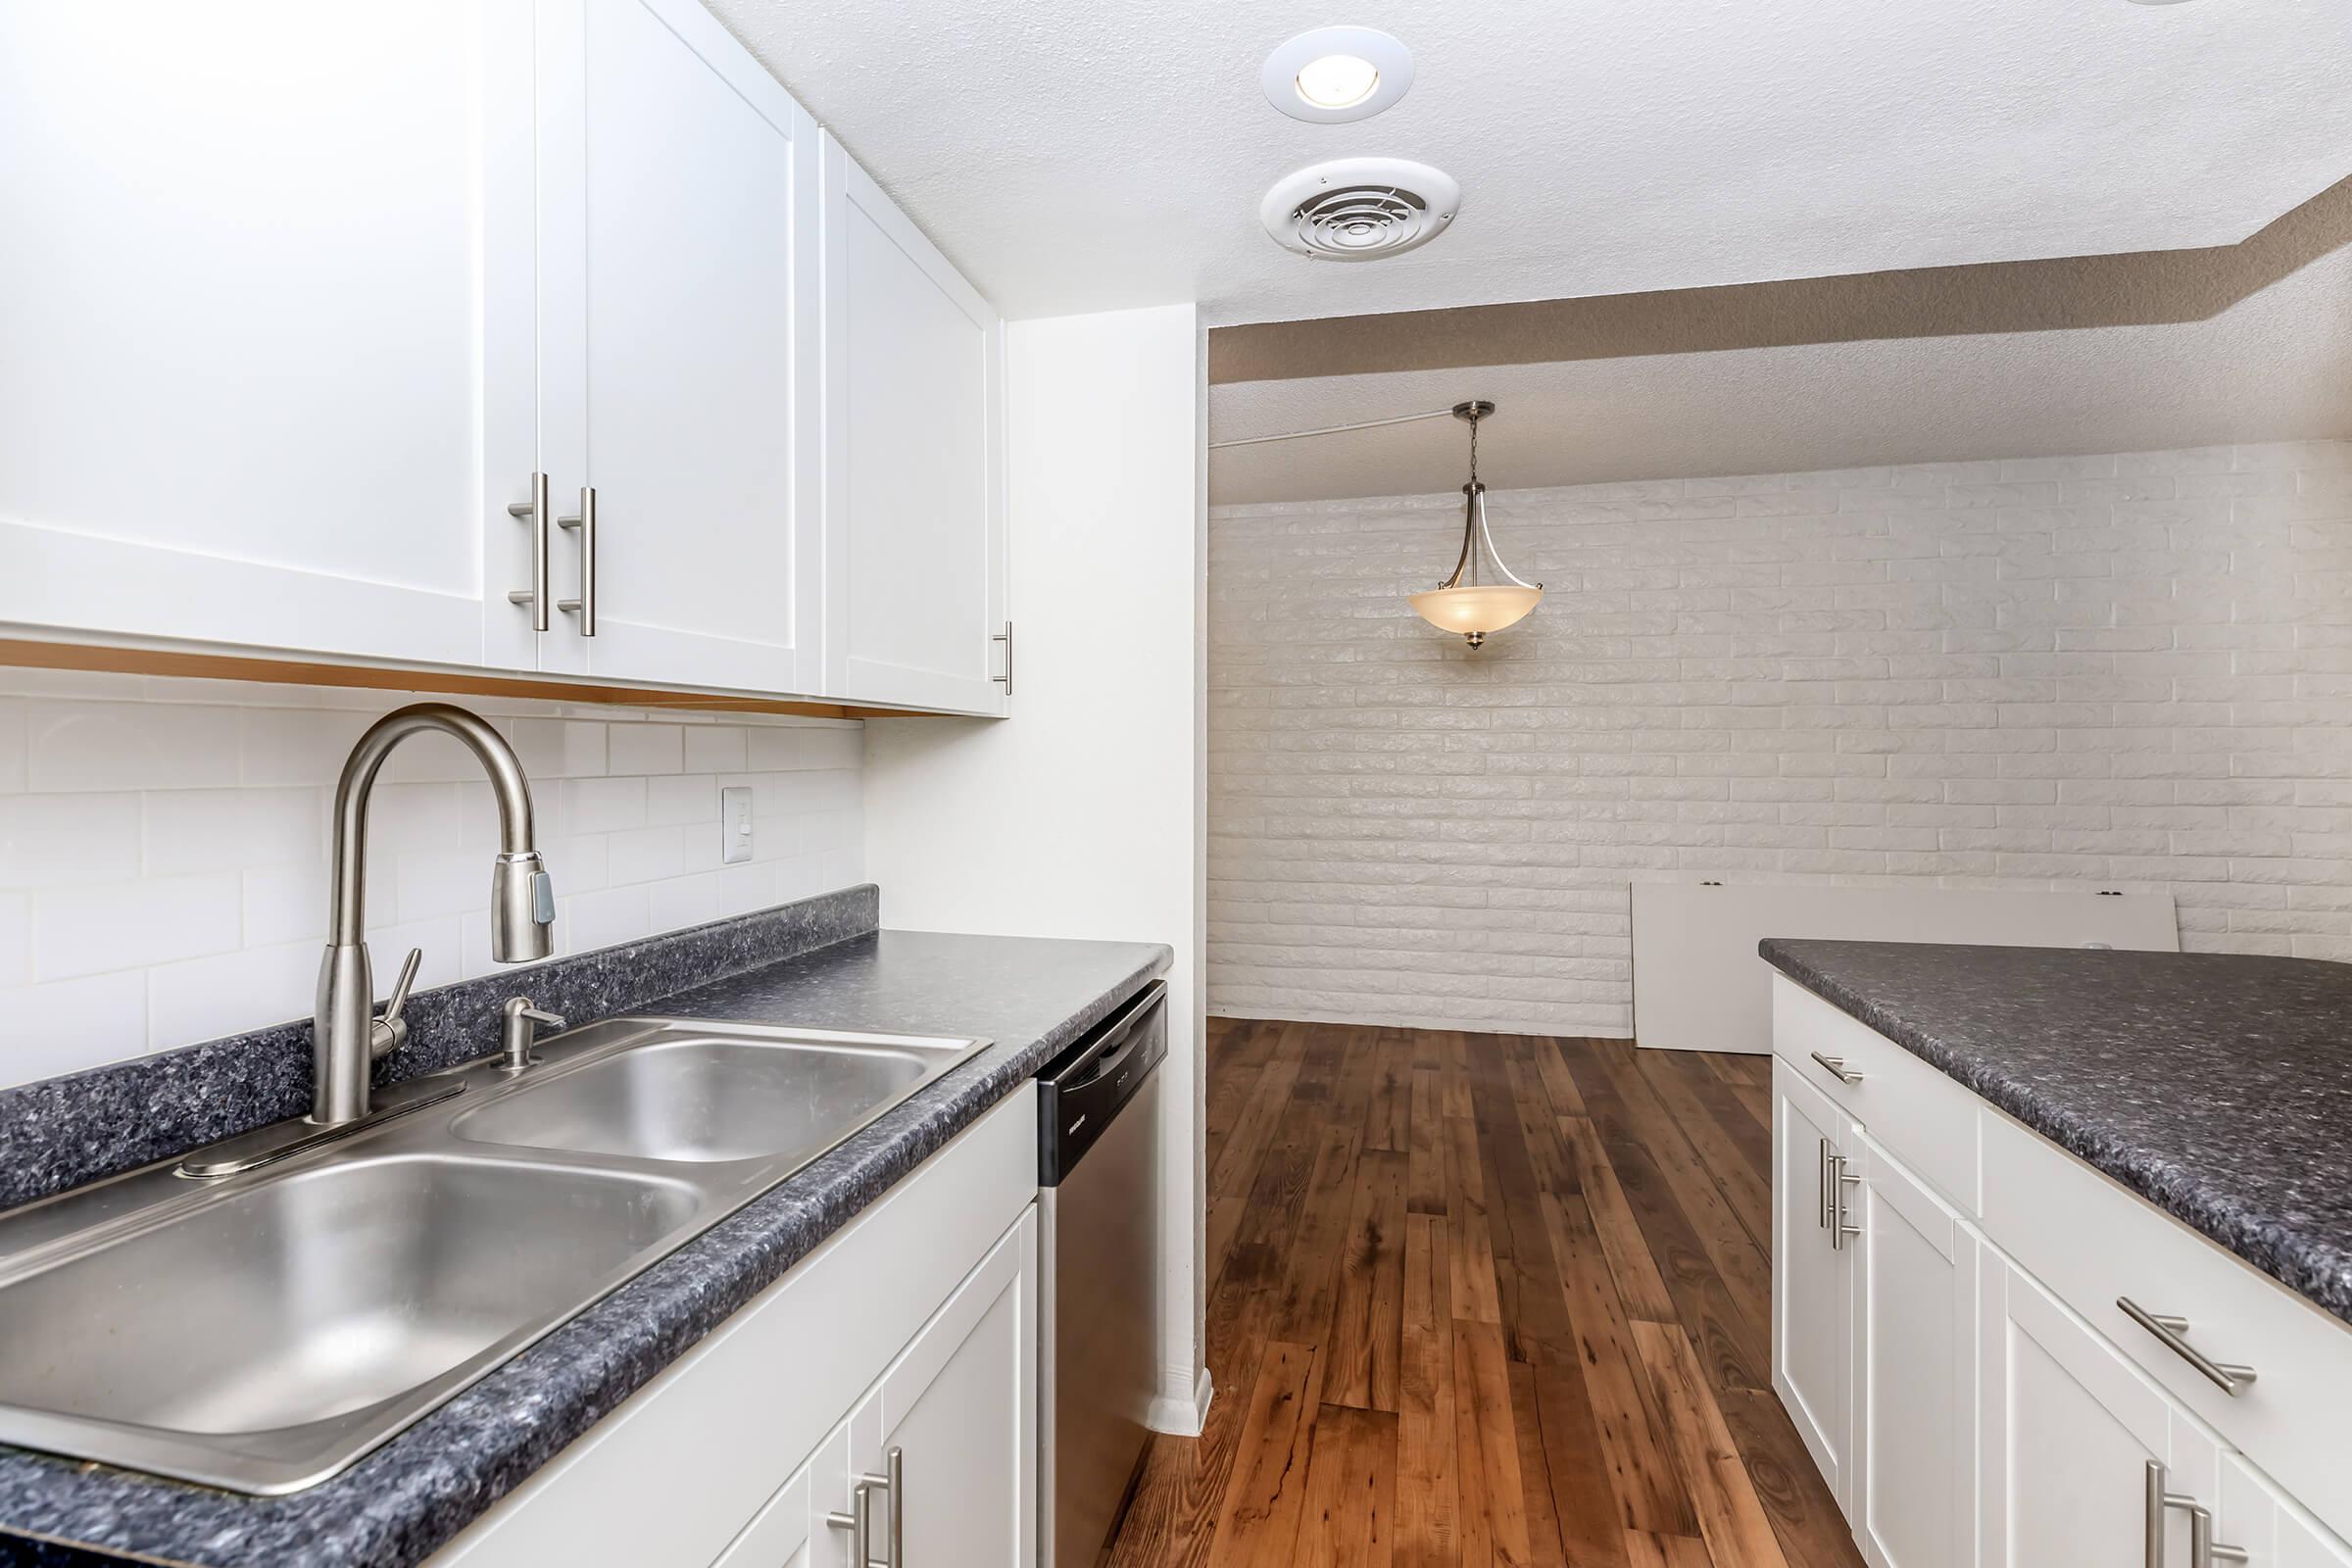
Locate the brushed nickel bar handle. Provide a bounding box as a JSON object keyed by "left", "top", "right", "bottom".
{"left": 506, "top": 471, "right": 551, "bottom": 631}
{"left": 556, "top": 486, "right": 595, "bottom": 636}
{"left": 883, "top": 1446, "right": 904, "bottom": 1568}
{"left": 1810, "top": 1051, "right": 1864, "bottom": 1085}
{"left": 2119, "top": 1297, "right": 2258, "bottom": 1396}
{"left": 827, "top": 1476, "right": 875, "bottom": 1568}
{"left": 832, "top": 1450, "right": 902, "bottom": 1568}
{"left": 1817, "top": 1138, "right": 1833, "bottom": 1231}
{"left": 2194, "top": 1505, "right": 2252, "bottom": 1567}
{"left": 993, "top": 621, "right": 1012, "bottom": 695}
{"left": 1832, "top": 1154, "right": 1863, "bottom": 1250}
{"left": 2149, "top": 1460, "right": 2250, "bottom": 1567}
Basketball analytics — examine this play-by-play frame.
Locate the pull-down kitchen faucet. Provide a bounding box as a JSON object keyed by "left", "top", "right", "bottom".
{"left": 313, "top": 703, "right": 554, "bottom": 1124}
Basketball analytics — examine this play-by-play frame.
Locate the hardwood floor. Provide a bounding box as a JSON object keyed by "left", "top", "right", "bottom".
{"left": 1100, "top": 1020, "right": 1862, "bottom": 1568}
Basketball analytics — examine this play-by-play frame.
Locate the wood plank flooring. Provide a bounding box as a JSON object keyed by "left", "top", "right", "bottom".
{"left": 1101, "top": 1020, "right": 1862, "bottom": 1568}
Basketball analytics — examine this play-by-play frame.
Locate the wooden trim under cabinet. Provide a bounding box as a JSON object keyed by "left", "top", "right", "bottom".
{"left": 0, "top": 634, "right": 967, "bottom": 719}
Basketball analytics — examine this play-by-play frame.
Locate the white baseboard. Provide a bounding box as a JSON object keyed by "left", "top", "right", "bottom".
{"left": 1146, "top": 1366, "right": 1213, "bottom": 1437}
{"left": 1205, "top": 1004, "right": 1636, "bottom": 1040}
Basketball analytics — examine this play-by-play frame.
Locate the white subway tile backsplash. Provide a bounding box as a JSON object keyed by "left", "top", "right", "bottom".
{"left": 0, "top": 970, "right": 147, "bottom": 1081}
{"left": 243, "top": 864, "right": 325, "bottom": 949}
{"left": 1209, "top": 441, "right": 2352, "bottom": 1036}
{"left": 142, "top": 787, "right": 322, "bottom": 876}
{"left": 0, "top": 794, "right": 142, "bottom": 888}
{"left": 510, "top": 718, "right": 609, "bottom": 780}
{"left": 566, "top": 775, "right": 648, "bottom": 836}
{"left": 646, "top": 773, "right": 720, "bottom": 828}
{"left": 0, "top": 675, "right": 864, "bottom": 1088}
{"left": 146, "top": 940, "right": 318, "bottom": 1054}
{"left": 237, "top": 707, "right": 376, "bottom": 787}
{"left": 34, "top": 873, "right": 241, "bottom": 981}
{"left": 608, "top": 723, "right": 684, "bottom": 776}
{"left": 561, "top": 886, "right": 651, "bottom": 956}
{"left": 749, "top": 725, "right": 859, "bottom": 772}
{"left": 607, "top": 823, "right": 699, "bottom": 887}
{"left": 0, "top": 701, "right": 25, "bottom": 793}
{"left": 31, "top": 703, "right": 242, "bottom": 792}
{"left": 682, "top": 725, "right": 749, "bottom": 773}
{"left": 0, "top": 893, "right": 26, "bottom": 988}
{"left": 646, "top": 869, "right": 723, "bottom": 934}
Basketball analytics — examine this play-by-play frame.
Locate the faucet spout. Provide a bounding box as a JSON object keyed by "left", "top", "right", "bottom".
{"left": 314, "top": 703, "right": 554, "bottom": 1125}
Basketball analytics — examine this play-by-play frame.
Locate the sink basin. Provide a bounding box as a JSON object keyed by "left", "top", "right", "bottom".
{"left": 0, "top": 1155, "right": 696, "bottom": 1444}
{"left": 452, "top": 1029, "right": 954, "bottom": 1163}
{"left": 0, "top": 1015, "right": 986, "bottom": 1494}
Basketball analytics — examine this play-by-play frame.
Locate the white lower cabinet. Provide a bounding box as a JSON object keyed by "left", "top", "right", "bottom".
{"left": 1771, "top": 978, "right": 2352, "bottom": 1567}
{"left": 1772, "top": 1058, "right": 1856, "bottom": 1505}
{"left": 1849, "top": 1131, "right": 1975, "bottom": 1568}
{"left": 2219, "top": 1452, "right": 2352, "bottom": 1568}
{"left": 1979, "top": 1249, "right": 2219, "bottom": 1567}
{"left": 832, "top": 1206, "right": 1038, "bottom": 1568}
{"left": 713, "top": 1452, "right": 817, "bottom": 1568}
{"left": 429, "top": 1083, "right": 1039, "bottom": 1568}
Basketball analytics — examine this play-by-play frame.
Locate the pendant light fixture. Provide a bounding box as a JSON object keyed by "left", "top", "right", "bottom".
{"left": 1408, "top": 401, "right": 1543, "bottom": 647}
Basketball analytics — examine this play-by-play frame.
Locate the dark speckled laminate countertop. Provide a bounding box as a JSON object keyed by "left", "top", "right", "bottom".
{"left": 1760, "top": 939, "right": 2352, "bottom": 1328}
{"left": 0, "top": 926, "right": 1169, "bottom": 1568}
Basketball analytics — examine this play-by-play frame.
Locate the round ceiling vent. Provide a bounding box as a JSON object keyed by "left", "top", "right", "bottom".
{"left": 1259, "top": 159, "right": 1461, "bottom": 262}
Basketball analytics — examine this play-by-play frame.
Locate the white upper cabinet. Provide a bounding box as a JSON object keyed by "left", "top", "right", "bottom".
{"left": 2, "top": 0, "right": 1011, "bottom": 709}
{"left": 0, "top": 0, "right": 534, "bottom": 667}
{"left": 820, "top": 135, "right": 1009, "bottom": 715}
{"left": 526, "top": 0, "right": 822, "bottom": 693}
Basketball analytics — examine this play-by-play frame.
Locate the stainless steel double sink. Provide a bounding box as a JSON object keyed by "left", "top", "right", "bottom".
{"left": 0, "top": 1018, "right": 989, "bottom": 1494}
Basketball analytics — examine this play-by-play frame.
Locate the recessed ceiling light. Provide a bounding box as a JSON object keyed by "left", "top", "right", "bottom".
{"left": 1295, "top": 52, "right": 1381, "bottom": 111}
{"left": 1261, "top": 27, "right": 1414, "bottom": 124}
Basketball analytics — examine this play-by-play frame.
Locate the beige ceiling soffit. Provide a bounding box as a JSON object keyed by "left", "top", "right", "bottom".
{"left": 1207, "top": 173, "right": 2352, "bottom": 385}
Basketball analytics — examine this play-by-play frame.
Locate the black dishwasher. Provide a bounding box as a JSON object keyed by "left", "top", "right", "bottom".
{"left": 1036, "top": 978, "right": 1166, "bottom": 1568}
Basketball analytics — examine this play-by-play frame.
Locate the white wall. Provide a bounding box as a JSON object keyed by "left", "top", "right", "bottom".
{"left": 0, "top": 670, "right": 863, "bottom": 1087}
{"left": 1208, "top": 441, "right": 2352, "bottom": 1036}
{"left": 861, "top": 302, "right": 1209, "bottom": 1430}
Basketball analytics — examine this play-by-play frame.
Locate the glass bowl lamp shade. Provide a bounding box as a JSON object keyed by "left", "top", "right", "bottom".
{"left": 1409, "top": 402, "right": 1542, "bottom": 647}
{"left": 1408, "top": 578, "right": 1543, "bottom": 645}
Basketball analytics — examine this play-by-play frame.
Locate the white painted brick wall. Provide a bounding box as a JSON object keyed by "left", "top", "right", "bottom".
{"left": 0, "top": 671, "right": 863, "bottom": 1087}
{"left": 1207, "top": 441, "right": 2352, "bottom": 1038}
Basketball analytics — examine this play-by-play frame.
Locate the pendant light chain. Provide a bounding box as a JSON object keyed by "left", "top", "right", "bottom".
{"left": 1466, "top": 407, "right": 1483, "bottom": 587}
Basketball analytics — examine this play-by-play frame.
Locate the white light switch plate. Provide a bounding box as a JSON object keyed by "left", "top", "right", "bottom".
{"left": 721, "top": 786, "right": 755, "bottom": 864}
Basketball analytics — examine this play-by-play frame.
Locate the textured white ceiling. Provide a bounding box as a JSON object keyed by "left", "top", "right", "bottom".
{"left": 1207, "top": 203, "right": 2352, "bottom": 505}
{"left": 704, "top": 0, "right": 2352, "bottom": 326}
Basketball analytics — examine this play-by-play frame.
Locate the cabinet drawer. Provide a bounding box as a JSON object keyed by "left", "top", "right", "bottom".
{"left": 1981, "top": 1108, "right": 2352, "bottom": 1544}
{"left": 1771, "top": 977, "right": 1980, "bottom": 1216}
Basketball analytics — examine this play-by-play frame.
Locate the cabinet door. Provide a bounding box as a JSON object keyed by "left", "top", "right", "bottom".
{"left": 712, "top": 1446, "right": 818, "bottom": 1568}
{"left": 0, "top": 0, "right": 535, "bottom": 668}
{"left": 820, "top": 133, "right": 1007, "bottom": 715}
{"left": 1849, "top": 1132, "right": 1977, "bottom": 1568}
{"left": 2219, "top": 1453, "right": 2352, "bottom": 1568}
{"left": 1979, "top": 1250, "right": 2220, "bottom": 1568}
{"left": 531, "top": 0, "right": 821, "bottom": 693}
{"left": 1774, "top": 1057, "right": 1857, "bottom": 1510}
{"left": 840, "top": 1205, "right": 1037, "bottom": 1568}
